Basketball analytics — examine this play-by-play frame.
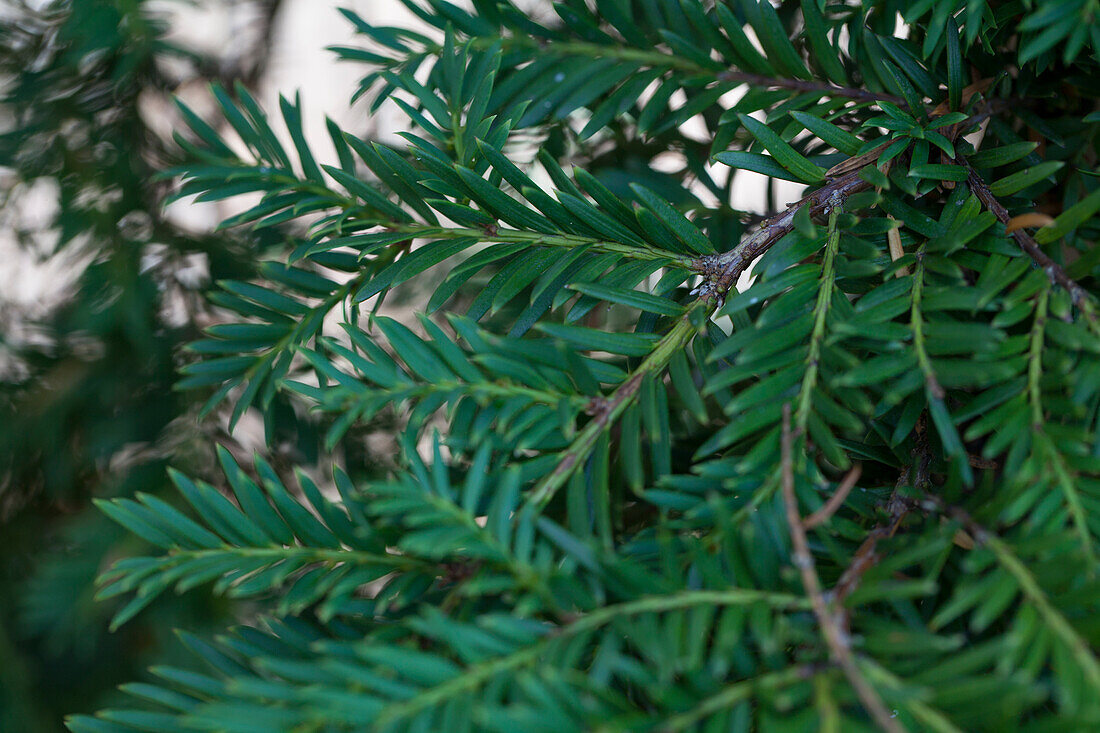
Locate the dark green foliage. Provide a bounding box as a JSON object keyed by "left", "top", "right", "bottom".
{"left": 52, "top": 0, "right": 1100, "bottom": 731}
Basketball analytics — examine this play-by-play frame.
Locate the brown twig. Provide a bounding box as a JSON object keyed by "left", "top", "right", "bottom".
{"left": 832, "top": 471, "right": 915, "bottom": 608}
{"left": 834, "top": 423, "right": 930, "bottom": 609}
{"left": 718, "top": 70, "right": 907, "bottom": 108}
{"left": 963, "top": 161, "right": 1100, "bottom": 332}
{"left": 832, "top": 524, "right": 898, "bottom": 608}
{"left": 803, "top": 463, "right": 863, "bottom": 530}
{"left": 780, "top": 405, "right": 906, "bottom": 733}
{"left": 694, "top": 93, "right": 1009, "bottom": 302}
{"left": 696, "top": 171, "right": 871, "bottom": 298}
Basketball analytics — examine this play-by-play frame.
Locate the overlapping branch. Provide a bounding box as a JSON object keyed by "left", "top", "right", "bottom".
{"left": 963, "top": 160, "right": 1100, "bottom": 332}
{"left": 523, "top": 307, "right": 705, "bottom": 511}
{"left": 373, "top": 588, "right": 810, "bottom": 729}
{"left": 781, "top": 405, "right": 905, "bottom": 733}
{"left": 918, "top": 491, "right": 1100, "bottom": 697}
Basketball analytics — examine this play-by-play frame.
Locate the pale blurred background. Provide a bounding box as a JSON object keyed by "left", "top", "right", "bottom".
{"left": 3, "top": 0, "right": 413, "bottom": 359}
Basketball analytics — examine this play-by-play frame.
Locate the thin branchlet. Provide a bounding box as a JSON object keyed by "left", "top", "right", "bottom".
{"left": 781, "top": 405, "right": 906, "bottom": 733}
{"left": 964, "top": 161, "right": 1100, "bottom": 334}
{"left": 717, "top": 70, "right": 908, "bottom": 107}
{"left": 918, "top": 491, "right": 1100, "bottom": 697}
{"left": 795, "top": 198, "right": 842, "bottom": 435}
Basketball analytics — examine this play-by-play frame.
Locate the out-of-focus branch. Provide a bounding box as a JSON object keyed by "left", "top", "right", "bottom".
{"left": 803, "top": 463, "right": 862, "bottom": 530}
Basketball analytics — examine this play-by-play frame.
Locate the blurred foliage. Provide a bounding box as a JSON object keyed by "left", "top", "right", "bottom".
{"left": 0, "top": 1, "right": 301, "bottom": 729}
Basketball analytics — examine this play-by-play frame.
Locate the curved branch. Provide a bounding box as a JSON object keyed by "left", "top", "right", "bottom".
{"left": 717, "top": 70, "right": 906, "bottom": 107}
{"left": 920, "top": 493, "right": 1100, "bottom": 698}
{"left": 795, "top": 200, "right": 843, "bottom": 433}
{"left": 963, "top": 161, "right": 1100, "bottom": 334}
{"left": 1026, "top": 286, "right": 1096, "bottom": 564}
